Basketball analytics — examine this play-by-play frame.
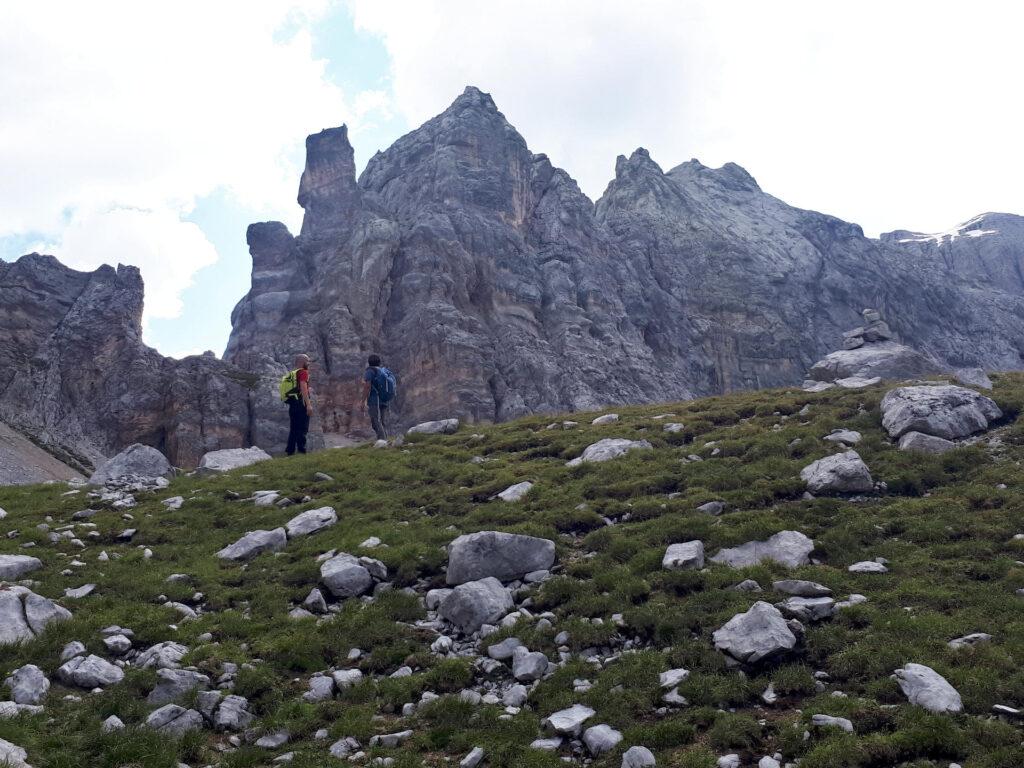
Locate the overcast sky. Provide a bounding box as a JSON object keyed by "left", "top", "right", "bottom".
{"left": 2, "top": 1, "right": 1022, "bottom": 358}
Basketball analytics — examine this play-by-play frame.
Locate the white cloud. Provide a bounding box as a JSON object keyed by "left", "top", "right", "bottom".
{"left": 350, "top": 0, "right": 1024, "bottom": 235}
{"left": 36, "top": 207, "right": 218, "bottom": 321}
{"left": 0, "top": 0, "right": 390, "bottom": 325}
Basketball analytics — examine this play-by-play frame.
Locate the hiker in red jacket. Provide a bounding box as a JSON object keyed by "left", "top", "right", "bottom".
{"left": 283, "top": 354, "right": 312, "bottom": 455}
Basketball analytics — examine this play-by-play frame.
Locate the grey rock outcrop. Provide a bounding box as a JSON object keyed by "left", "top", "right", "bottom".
{"left": 197, "top": 446, "right": 272, "bottom": 474}
{"left": 0, "top": 255, "right": 262, "bottom": 477}
{"left": 897, "top": 431, "right": 956, "bottom": 454}
{"left": 662, "top": 541, "right": 705, "bottom": 570}
{"left": 88, "top": 443, "right": 171, "bottom": 485}
{"left": 881, "top": 385, "right": 1002, "bottom": 440}
{"left": 285, "top": 506, "right": 337, "bottom": 537}
{"left": 446, "top": 531, "right": 555, "bottom": 585}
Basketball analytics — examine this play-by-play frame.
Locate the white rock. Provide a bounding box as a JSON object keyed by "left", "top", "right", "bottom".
{"left": 439, "top": 577, "right": 514, "bottom": 634}
{"left": 893, "top": 663, "right": 962, "bottom": 713}
{"left": 848, "top": 561, "right": 888, "bottom": 574}
{"left": 0, "top": 555, "right": 42, "bottom": 580}
{"left": 407, "top": 419, "right": 460, "bottom": 435}
{"left": 285, "top": 507, "right": 337, "bottom": 537}
{"left": 823, "top": 429, "right": 861, "bottom": 444}
{"left": 622, "top": 745, "right": 657, "bottom": 767}
{"left": 591, "top": 413, "right": 620, "bottom": 425}
{"left": 460, "top": 746, "right": 485, "bottom": 768}
{"left": 197, "top": 446, "right": 272, "bottom": 473}
{"left": 948, "top": 632, "right": 992, "bottom": 650}
{"left": 659, "top": 668, "right": 689, "bottom": 688}
{"left": 566, "top": 438, "right": 653, "bottom": 467}
{"left": 800, "top": 451, "right": 873, "bottom": 494}
{"left": 583, "top": 723, "right": 623, "bottom": 756}
{"left": 662, "top": 541, "right": 704, "bottom": 570}
{"left": 4, "top": 664, "right": 49, "bottom": 705}
{"left": 215, "top": 528, "right": 287, "bottom": 561}
{"left": 512, "top": 647, "right": 549, "bottom": 682}
{"left": 712, "top": 602, "right": 797, "bottom": 664}
{"left": 543, "top": 704, "right": 595, "bottom": 736}
{"left": 497, "top": 481, "right": 534, "bottom": 502}
{"left": 0, "top": 737, "right": 30, "bottom": 768}
{"left": 101, "top": 715, "right": 125, "bottom": 732}
{"left": 711, "top": 531, "right": 814, "bottom": 568}
{"left": 56, "top": 654, "right": 124, "bottom": 688}
{"left": 881, "top": 385, "right": 1001, "bottom": 440}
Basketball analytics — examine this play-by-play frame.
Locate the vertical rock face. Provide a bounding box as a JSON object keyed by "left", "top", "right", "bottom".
{"left": 0, "top": 255, "right": 258, "bottom": 473}
{"left": 225, "top": 86, "right": 1024, "bottom": 438}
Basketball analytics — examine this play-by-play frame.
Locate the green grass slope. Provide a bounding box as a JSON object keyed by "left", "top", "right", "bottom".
{"left": 3, "top": 375, "right": 1024, "bottom": 768}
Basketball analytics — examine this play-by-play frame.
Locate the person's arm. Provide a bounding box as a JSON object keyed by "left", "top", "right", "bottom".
{"left": 300, "top": 378, "right": 312, "bottom": 416}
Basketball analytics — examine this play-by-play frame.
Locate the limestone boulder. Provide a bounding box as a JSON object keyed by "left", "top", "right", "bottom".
{"left": 446, "top": 531, "right": 555, "bottom": 585}
{"left": 880, "top": 385, "right": 1001, "bottom": 440}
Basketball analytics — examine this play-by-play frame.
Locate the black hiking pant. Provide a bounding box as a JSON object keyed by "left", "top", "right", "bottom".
{"left": 286, "top": 398, "right": 309, "bottom": 455}
{"left": 368, "top": 399, "right": 388, "bottom": 440}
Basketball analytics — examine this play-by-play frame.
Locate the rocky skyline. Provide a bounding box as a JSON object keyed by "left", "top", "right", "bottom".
{"left": 2, "top": 86, "right": 1023, "bottom": 480}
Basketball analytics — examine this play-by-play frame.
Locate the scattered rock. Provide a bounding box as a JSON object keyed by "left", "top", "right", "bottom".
{"left": 497, "top": 481, "right": 533, "bottom": 502}
{"left": 662, "top": 541, "right": 705, "bottom": 570}
{"left": 56, "top": 655, "right": 124, "bottom": 688}
{"left": 4, "top": 665, "right": 49, "bottom": 705}
{"left": 407, "top": 419, "right": 460, "bottom": 435}
{"left": 848, "top": 561, "right": 888, "bottom": 574}
{"left": 446, "top": 531, "right": 555, "bottom": 585}
{"left": 147, "top": 668, "right": 210, "bottom": 706}
{"left": 89, "top": 444, "right": 172, "bottom": 485}
{"left": 712, "top": 601, "right": 798, "bottom": 664}
{"left": 543, "top": 704, "right": 595, "bottom": 736}
{"left": 893, "top": 663, "right": 963, "bottom": 713}
{"left": 320, "top": 553, "right": 374, "bottom": 598}
{"left": 146, "top": 704, "right": 205, "bottom": 735}
{"left": 880, "top": 385, "right": 1002, "bottom": 440}
{"left": 696, "top": 501, "right": 724, "bottom": 515}
{"left": 811, "top": 714, "right": 854, "bottom": 733}
{"left": 512, "top": 647, "right": 549, "bottom": 682}
{"left": 897, "top": 431, "right": 956, "bottom": 454}
{"left": 566, "top": 438, "right": 653, "bottom": 467}
{"left": 773, "top": 579, "right": 832, "bottom": 597}
{"left": 621, "top": 745, "right": 657, "bottom": 767}
{"left": 0, "top": 554, "right": 42, "bottom": 580}
{"left": 823, "top": 429, "right": 861, "bottom": 445}
{"left": 197, "top": 446, "right": 272, "bottom": 474}
{"left": 591, "top": 413, "right": 620, "bottom": 425}
{"left": 948, "top": 632, "right": 992, "bottom": 650}
{"left": 439, "top": 577, "right": 514, "bottom": 633}
{"left": 711, "top": 531, "right": 814, "bottom": 568}
{"left": 136, "top": 641, "right": 189, "bottom": 669}
{"left": 285, "top": 507, "right": 337, "bottom": 537}
{"left": 800, "top": 451, "right": 873, "bottom": 494}
{"left": 216, "top": 528, "right": 287, "bottom": 561}
{"left": 583, "top": 723, "right": 623, "bottom": 756}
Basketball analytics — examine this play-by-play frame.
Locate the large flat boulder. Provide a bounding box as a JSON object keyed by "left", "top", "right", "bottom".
{"left": 0, "top": 588, "right": 71, "bottom": 646}
{"left": 713, "top": 601, "right": 798, "bottom": 664}
{"left": 56, "top": 654, "right": 124, "bottom": 688}
{"left": 88, "top": 443, "right": 172, "bottom": 485}
{"left": 893, "top": 663, "right": 962, "bottom": 713}
{"left": 880, "top": 385, "right": 1002, "bottom": 440}
{"left": 711, "top": 531, "right": 814, "bottom": 569}
{"left": 800, "top": 451, "right": 873, "bottom": 494}
{"left": 439, "top": 577, "right": 514, "bottom": 633}
{"left": 0, "top": 554, "right": 42, "bottom": 580}
{"left": 446, "top": 531, "right": 555, "bottom": 585}
{"left": 215, "top": 528, "right": 287, "bottom": 561}
{"left": 808, "top": 341, "right": 942, "bottom": 383}
{"left": 407, "top": 419, "right": 460, "bottom": 435}
{"left": 285, "top": 507, "right": 337, "bottom": 537}
{"left": 198, "top": 446, "right": 272, "bottom": 473}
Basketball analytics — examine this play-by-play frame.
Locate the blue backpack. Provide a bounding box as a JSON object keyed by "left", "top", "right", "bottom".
{"left": 372, "top": 366, "right": 397, "bottom": 404}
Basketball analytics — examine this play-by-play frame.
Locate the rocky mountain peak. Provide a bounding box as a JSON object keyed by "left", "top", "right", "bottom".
{"left": 297, "top": 124, "right": 360, "bottom": 237}
{"left": 667, "top": 158, "right": 760, "bottom": 193}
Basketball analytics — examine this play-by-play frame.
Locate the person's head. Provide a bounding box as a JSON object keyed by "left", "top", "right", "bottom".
{"left": 294, "top": 354, "right": 310, "bottom": 370}
{"left": 368, "top": 354, "right": 381, "bottom": 368}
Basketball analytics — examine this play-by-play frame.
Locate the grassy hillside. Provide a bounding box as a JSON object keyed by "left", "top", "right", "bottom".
{"left": 3, "top": 375, "right": 1024, "bottom": 768}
